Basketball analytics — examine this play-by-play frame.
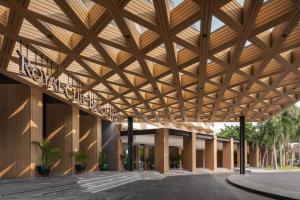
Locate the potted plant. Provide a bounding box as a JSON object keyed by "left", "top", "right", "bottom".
{"left": 31, "top": 140, "right": 62, "bottom": 176}
{"left": 73, "top": 150, "right": 88, "bottom": 173}
{"left": 99, "top": 151, "right": 108, "bottom": 171}
{"left": 120, "top": 154, "right": 127, "bottom": 170}
{"left": 176, "top": 155, "right": 182, "bottom": 168}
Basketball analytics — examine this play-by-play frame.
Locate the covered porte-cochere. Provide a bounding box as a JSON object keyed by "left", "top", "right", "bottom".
{"left": 0, "top": 0, "right": 300, "bottom": 180}
{"left": 120, "top": 125, "right": 259, "bottom": 174}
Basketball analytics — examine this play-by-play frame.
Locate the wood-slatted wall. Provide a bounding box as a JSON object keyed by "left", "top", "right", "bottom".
{"left": 79, "top": 114, "right": 99, "bottom": 172}
{"left": 45, "top": 103, "right": 76, "bottom": 174}
{"left": 0, "top": 84, "right": 42, "bottom": 178}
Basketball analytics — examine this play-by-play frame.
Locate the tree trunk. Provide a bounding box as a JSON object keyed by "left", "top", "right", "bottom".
{"left": 273, "top": 143, "right": 278, "bottom": 170}
{"left": 261, "top": 148, "right": 267, "bottom": 168}
{"left": 279, "top": 143, "right": 282, "bottom": 167}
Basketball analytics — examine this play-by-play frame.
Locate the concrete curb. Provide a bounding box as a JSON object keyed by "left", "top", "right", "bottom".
{"left": 226, "top": 175, "right": 300, "bottom": 200}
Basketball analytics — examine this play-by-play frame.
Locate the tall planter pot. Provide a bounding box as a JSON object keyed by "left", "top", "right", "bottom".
{"left": 37, "top": 166, "right": 51, "bottom": 176}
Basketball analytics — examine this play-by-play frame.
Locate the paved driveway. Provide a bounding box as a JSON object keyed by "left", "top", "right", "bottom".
{"left": 1, "top": 173, "right": 273, "bottom": 200}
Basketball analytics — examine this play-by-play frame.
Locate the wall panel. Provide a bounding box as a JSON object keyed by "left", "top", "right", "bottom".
{"left": 80, "top": 114, "right": 98, "bottom": 172}
{"left": 45, "top": 103, "right": 74, "bottom": 174}
{"left": 0, "top": 84, "right": 42, "bottom": 178}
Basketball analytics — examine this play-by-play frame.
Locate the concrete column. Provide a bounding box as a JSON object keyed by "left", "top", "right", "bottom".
{"left": 144, "top": 145, "right": 149, "bottom": 170}
{"left": 155, "top": 128, "right": 169, "bottom": 173}
{"left": 223, "top": 138, "right": 234, "bottom": 171}
{"left": 249, "top": 144, "right": 260, "bottom": 167}
{"left": 182, "top": 132, "right": 196, "bottom": 172}
{"left": 205, "top": 137, "right": 217, "bottom": 171}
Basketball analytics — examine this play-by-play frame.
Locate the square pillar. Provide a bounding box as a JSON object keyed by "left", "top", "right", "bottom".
{"left": 182, "top": 132, "right": 196, "bottom": 172}
{"left": 237, "top": 141, "right": 247, "bottom": 169}
{"left": 71, "top": 107, "right": 79, "bottom": 173}
{"left": 237, "top": 144, "right": 240, "bottom": 167}
{"left": 245, "top": 141, "right": 248, "bottom": 166}
{"left": 205, "top": 137, "right": 217, "bottom": 171}
{"left": 127, "top": 117, "right": 133, "bottom": 171}
{"left": 144, "top": 145, "right": 149, "bottom": 170}
{"left": 240, "top": 116, "right": 245, "bottom": 174}
{"left": 155, "top": 128, "right": 169, "bottom": 173}
{"left": 96, "top": 117, "right": 102, "bottom": 166}
{"left": 115, "top": 124, "right": 123, "bottom": 171}
{"left": 223, "top": 138, "right": 234, "bottom": 171}
{"left": 249, "top": 144, "right": 260, "bottom": 167}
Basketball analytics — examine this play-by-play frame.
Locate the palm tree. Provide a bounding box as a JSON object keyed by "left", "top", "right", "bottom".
{"left": 278, "top": 106, "right": 298, "bottom": 166}
{"left": 31, "top": 140, "right": 62, "bottom": 168}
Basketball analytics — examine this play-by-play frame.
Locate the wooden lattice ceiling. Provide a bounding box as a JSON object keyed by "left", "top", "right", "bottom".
{"left": 1, "top": 0, "right": 300, "bottom": 123}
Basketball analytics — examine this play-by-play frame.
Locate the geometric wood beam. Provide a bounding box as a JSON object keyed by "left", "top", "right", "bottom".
{"left": 0, "top": 0, "right": 30, "bottom": 69}
{"left": 154, "top": 0, "right": 187, "bottom": 121}
{"left": 196, "top": 0, "right": 213, "bottom": 121}
{"left": 54, "top": 0, "right": 161, "bottom": 123}
{"left": 210, "top": 0, "right": 263, "bottom": 121}
{"left": 224, "top": 8, "right": 300, "bottom": 120}
{"left": 104, "top": 0, "right": 174, "bottom": 122}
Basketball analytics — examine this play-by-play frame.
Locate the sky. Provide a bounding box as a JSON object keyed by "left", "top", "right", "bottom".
{"left": 214, "top": 101, "right": 300, "bottom": 134}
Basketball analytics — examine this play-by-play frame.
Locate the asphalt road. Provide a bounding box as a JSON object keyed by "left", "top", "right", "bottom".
{"left": 2, "top": 173, "right": 273, "bottom": 200}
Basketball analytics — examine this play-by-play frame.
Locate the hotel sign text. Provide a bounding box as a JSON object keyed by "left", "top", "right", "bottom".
{"left": 17, "top": 50, "right": 120, "bottom": 123}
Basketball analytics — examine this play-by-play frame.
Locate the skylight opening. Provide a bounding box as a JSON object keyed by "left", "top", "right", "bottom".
{"left": 191, "top": 20, "right": 200, "bottom": 32}
{"left": 110, "top": 20, "right": 117, "bottom": 26}
{"left": 175, "top": 43, "right": 184, "bottom": 52}
{"left": 169, "top": 0, "right": 184, "bottom": 10}
{"left": 244, "top": 40, "right": 252, "bottom": 47}
{"left": 134, "top": 22, "right": 147, "bottom": 34}
{"left": 211, "top": 16, "right": 225, "bottom": 33}
{"left": 267, "top": 27, "right": 274, "bottom": 33}
{"left": 160, "top": 43, "right": 165, "bottom": 48}
{"left": 236, "top": 0, "right": 245, "bottom": 7}
{"left": 207, "top": 59, "right": 212, "bottom": 64}
{"left": 81, "top": 0, "right": 94, "bottom": 11}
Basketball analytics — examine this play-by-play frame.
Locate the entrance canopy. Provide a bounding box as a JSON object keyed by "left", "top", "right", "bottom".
{"left": 0, "top": 0, "right": 300, "bottom": 123}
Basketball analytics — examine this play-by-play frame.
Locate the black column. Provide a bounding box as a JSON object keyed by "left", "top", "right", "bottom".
{"left": 128, "top": 117, "right": 133, "bottom": 171}
{"left": 240, "top": 116, "right": 245, "bottom": 174}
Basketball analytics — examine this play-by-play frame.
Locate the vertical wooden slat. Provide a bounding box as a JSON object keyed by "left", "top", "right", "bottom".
{"left": 0, "top": 84, "right": 42, "bottom": 178}
{"left": 79, "top": 114, "right": 98, "bottom": 172}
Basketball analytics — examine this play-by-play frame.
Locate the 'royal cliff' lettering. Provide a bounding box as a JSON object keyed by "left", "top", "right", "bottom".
{"left": 17, "top": 50, "right": 120, "bottom": 123}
